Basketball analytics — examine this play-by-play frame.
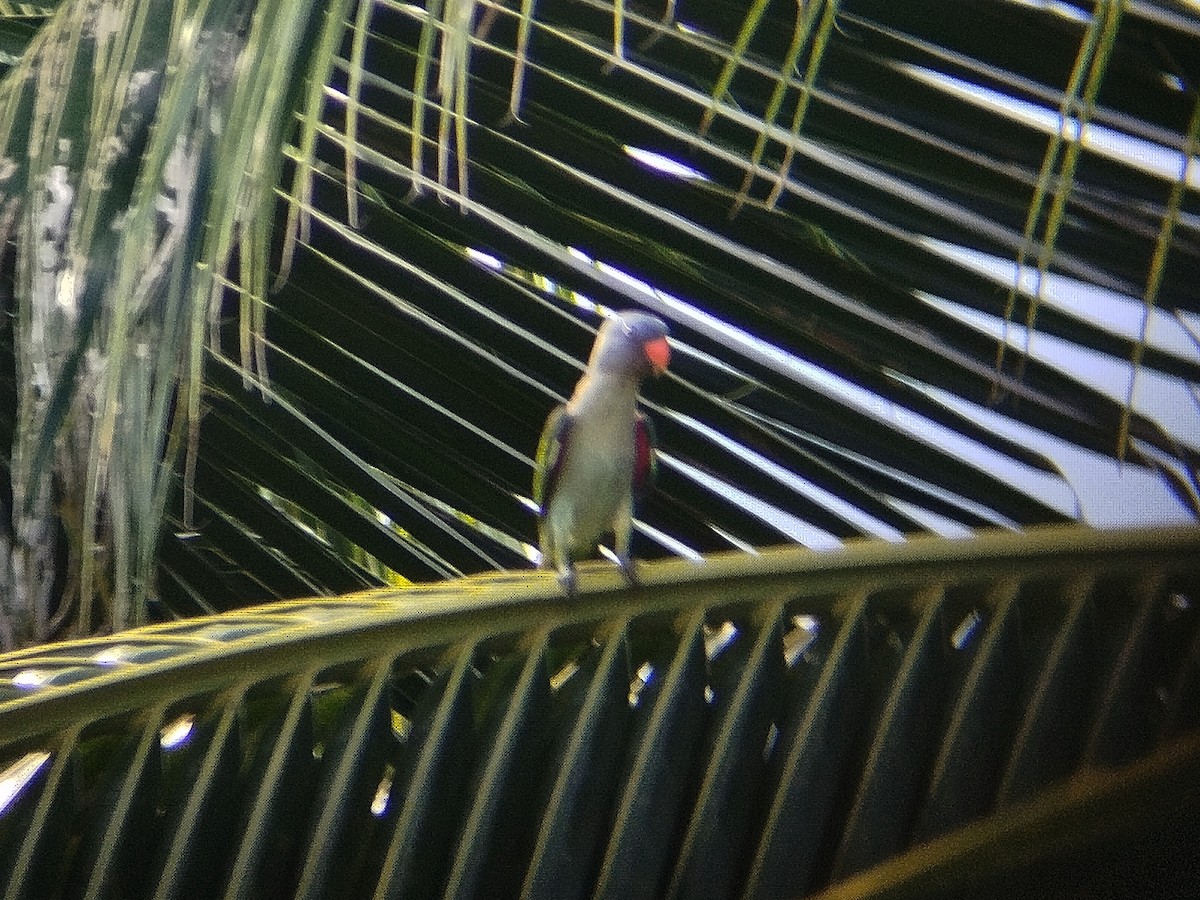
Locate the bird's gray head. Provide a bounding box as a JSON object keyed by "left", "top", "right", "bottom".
{"left": 589, "top": 311, "right": 671, "bottom": 378}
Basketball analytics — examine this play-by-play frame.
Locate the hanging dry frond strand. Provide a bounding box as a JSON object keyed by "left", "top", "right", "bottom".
{"left": 1014, "top": 1, "right": 1123, "bottom": 385}
{"left": 435, "top": 0, "right": 476, "bottom": 208}
{"left": 613, "top": 0, "right": 625, "bottom": 62}
{"left": 699, "top": 0, "right": 771, "bottom": 136}
{"left": 731, "top": 0, "right": 836, "bottom": 216}
{"left": 408, "top": 0, "right": 442, "bottom": 197}
{"left": 638, "top": 0, "right": 677, "bottom": 52}
{"left": 764, "top": 0, "right": 839, "bottom": 209}
{"left": 995, "top": 0, "right": 1122, "bottom": 400}
{"left": 345, "top": 0, "right": 376, "bottom": 229}
{"left": 504, "top": 0, "right": 536, "bottom": 124}
{"left": 275, "top": 0, "right": 358, "bottom": 287}
{"left": 1118, "top": 91, "right": 1200, "bottom": 461}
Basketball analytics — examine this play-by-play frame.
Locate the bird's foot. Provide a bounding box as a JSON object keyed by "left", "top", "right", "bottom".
{"left": 616, "top": 554, "right": 639, "bottom": 587}
{"left": 557, "top": 565, "right": 578, "bottom": 597}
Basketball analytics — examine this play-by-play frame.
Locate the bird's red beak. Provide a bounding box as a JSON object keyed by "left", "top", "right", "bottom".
{"left": 643, "top": 336, "right": 670, "bottom": 374}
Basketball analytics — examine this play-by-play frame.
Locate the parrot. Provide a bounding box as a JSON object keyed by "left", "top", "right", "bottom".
{"left": 533, "top": 311, "right": 671, "bottom": 595}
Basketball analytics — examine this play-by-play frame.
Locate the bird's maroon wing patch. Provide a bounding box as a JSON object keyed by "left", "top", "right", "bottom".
{"left": 633, "top": 412, "right": 658, "bottom": 502}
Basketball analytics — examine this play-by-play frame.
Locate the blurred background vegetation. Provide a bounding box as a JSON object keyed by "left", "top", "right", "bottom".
{"left": 0, "top": 0, "right": 1197, "bottom": 648}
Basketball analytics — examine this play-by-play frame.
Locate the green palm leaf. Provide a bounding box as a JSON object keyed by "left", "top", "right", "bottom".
{"left": 0, "top": 526, "right": 1197, "bottom": 897}
{"left": 1, "top": 0, "right": 1198, "bottom": 644}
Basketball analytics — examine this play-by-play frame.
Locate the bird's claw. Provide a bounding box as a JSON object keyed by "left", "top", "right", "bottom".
{"left": 554, "top": 559, "right": 637, "bottom": 596}
{"left": 616, "top": 555, "right": 639, "bottom": 586}
{"left": 557, "top": 565, "right": 578, "bottom": 597}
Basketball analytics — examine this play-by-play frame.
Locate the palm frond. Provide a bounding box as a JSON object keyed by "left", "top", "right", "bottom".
{"left": 168, "top": 0, "right": 1200, "bottom": 607}
{"left": 1, "top": 525, "right": 1197, "bottom": 898}
{"left": 0, "top": 0, "right": 338, "bottom": 643}
{"left": 3, "top": 0, "right": 1199, "bottom": 636}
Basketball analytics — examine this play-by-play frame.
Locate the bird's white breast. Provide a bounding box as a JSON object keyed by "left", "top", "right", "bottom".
{"left": 549, "top": 373, "right": 639, "bottom": 553}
